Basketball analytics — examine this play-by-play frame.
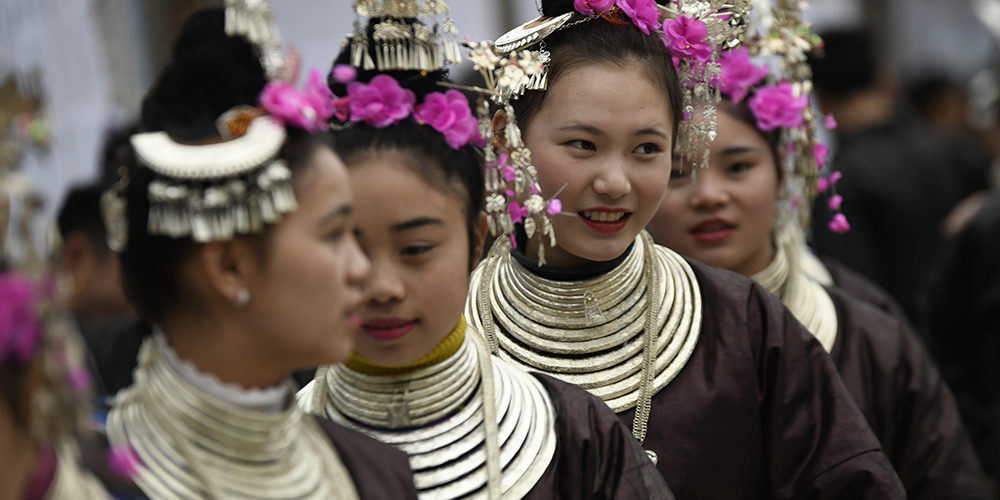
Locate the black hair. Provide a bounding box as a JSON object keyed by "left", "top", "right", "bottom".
{"left": 716, "top": 99, "right": 783, "bottom": 181}
{"left": 98, "top": 125, "right": 140, "bottom": 184}
{"left": 808, "top": 30, "right": 878, "bottom": 100}
{"left": 327, "top": 32, "right": 485, "bottom": 270}
{"left": 910, "top": 75, "right": 963, "bottom": 115}
{"left": 119, "top": 8, "right": 332, "bottom": 324}
{"left": 511, "top": 0, "right": 682, "bottom": 140}
{"left": 0, "top": 365, "right": 28, "bottom": 429}
{"left": 57, "top": 185, "right": 111, "bottom": 255}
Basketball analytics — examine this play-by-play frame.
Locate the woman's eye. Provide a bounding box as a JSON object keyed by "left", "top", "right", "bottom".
{"left": 633, "top": 143, "right": 661, "bottom": 155}
{"left": 326, "top": 227, "right": 347, "bottom": 241}
{"left": 401, "top": 245, "right": 433, "bottom": 257}
{"left": 729, "top": 162, "right": 753, "bottom": 174}
{"left": 567, "top": 140, "right": 596, "bottom": 151}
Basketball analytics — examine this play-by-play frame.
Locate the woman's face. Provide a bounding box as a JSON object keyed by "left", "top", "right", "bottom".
{"left": 348, "top": 152, "right": 478, "bottom": 367}
{"left": 648, "top": 110, "right": 781, "bottom": 276}
{"left": 241, "top": 146, "right": 370, "bottom": 368}
{"left": 521, "top": 61, "right": 674, "bottom": 266}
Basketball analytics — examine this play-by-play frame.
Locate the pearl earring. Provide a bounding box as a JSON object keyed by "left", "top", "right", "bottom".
{"left": 234, "top": 288, "right": 251, "bottom": 307}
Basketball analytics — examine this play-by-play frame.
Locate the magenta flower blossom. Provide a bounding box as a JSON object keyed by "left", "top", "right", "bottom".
{"left": 816, "top": 177, "right": 829, "bottom": 193}
{"left": 747, "top": 82, "right": 808, "bottom": 131}
{"left": 546, "top": 199, "right": 563, "bottom": 215}
{"left": 332, "top": 64, "right": 357, "bottom": 84}
{"left": 574, "top": 0, "right": 615, "bottom": 15}
{"left": 332, "top": 97, "right": 351, "bottom": 123}
{"left": 413, "top": 90, "right": 482, "bottom": 149}
{"left": 662, "top": 16, "right": 714, "bottom": 63}
{"left": 828, "top": 213, "right": 851, "bottom": 234}
{"left": 259, "top": 69, "right": 336, "bottom": 132}
{"left": 106, "top": 446, "right": 142, "bottom": 480}
{"left": 719, "top": 48, "right": 768, "bottom": 102}
{"left": 814, "top": 143, "right": 830, "bottom": 169}
{"left": 0, "top": 274, "right": 42, "bottom": 364}
{"left": 830, "top": 171, "right": 842, "bottom": 184}
{"left": 824, "top": 113, "right": 838, "bottom": 129}
{"left": 503, "top": 166, "right": 516, "bottom": 183}
{"left": 347, "top": 74, "right": 416, "bottom": 128}
{"left": 617, "top": 0, "right": 661, "bottom": 35}
{"left": 68, "top": 367, "right": 92, "bottom": 394}
{"left": 827, "top": 194, "right": 843, "bottom": 210}
{"left": 508, "top": 201, "right": 529, "bottom": 224}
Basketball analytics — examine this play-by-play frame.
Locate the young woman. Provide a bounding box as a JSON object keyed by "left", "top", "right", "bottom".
{"left": 646, "top": 18, "right": 992, "bottom": 499}
{"left": 93, "top": 8, "right": 418, "bottom": 500}
{"left": 465, "top": 1, "right": 906, "bottom": 498}
{"left": 298, "top": 11, "right": 672, "bottom": 499}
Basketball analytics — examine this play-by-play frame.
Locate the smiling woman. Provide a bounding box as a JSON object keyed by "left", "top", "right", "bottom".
{"left": 465, "top": 0, "right": 908, "bottom": 498}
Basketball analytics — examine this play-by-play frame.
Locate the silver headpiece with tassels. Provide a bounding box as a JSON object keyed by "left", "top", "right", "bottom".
{"left": 102, "top": 2, "right": 298, "bottom": 251}
{"left": 349, "top": 0, "right": 463, "bottom": 72}
{"left": 224, "top": 0, "right": 285, "bottom": 80}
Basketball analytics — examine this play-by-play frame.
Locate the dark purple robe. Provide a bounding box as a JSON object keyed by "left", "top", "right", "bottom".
{"left": 613, "top": 260, "right": 906, "bottom": 500}
{"left": 526, "top": 374, "right": 675, "bottom": 500}
{"left": 822, "top": 257, "right": 909, "bottom": 327}
{"left": 826, "top": 285, "right": 992, "bottom": 499}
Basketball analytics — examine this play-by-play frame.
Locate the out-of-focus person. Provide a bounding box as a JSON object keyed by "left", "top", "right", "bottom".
{"left": 55, "top": 128, "right": 151, "bottom": 400}
{"left": 923, "top": 193, "right": 1000, "bottom": 494}
{"left": 0, "top": 274, "right": 115, "bottom": 500}
{"left": 808, "top": 30, "right": 987, "bottom": 323}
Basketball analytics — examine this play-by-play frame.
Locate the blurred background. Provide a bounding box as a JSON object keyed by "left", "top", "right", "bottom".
{"left": 0, "top": 0, "right": 998, "bottom": 262}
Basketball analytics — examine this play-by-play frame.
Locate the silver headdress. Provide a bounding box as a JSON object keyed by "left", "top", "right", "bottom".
{"left": 224, "top": 0, "right": 285, "bottom": 80}
{"left": 349, "top": 0, "right": 463, "bottom": 72}
{"left": 102, "top": 2, "right": 296, "bottom": 251}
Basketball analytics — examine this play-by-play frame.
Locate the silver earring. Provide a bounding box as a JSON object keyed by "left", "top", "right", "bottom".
{"left": 234, "top": 288, "right": 251, "bottom": 307}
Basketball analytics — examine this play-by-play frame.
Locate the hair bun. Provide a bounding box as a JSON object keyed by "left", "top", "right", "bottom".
{"left": 541, "top": 0, "right": 577, "bottom": 17}
{"left": 141, "top": 8, "right": 267, "bottom": 140}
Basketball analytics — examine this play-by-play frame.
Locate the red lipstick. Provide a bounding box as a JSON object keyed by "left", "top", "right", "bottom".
{"left": 578, "top": 208, "right": 631, "bottom": 234}
{"left": 690, "top": 218, "right": 735, "bottom": 243}
{"left": 362, "top": 318, "right": 418, "bottom": 342}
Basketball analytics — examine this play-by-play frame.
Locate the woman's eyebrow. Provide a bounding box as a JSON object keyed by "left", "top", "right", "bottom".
{"left": 636, "top": 127, "right": 669, "bottom": 140}
{"left": 720, "top": 146, "right": 761, "bottom": 155}
{"left": 391, "top": 216, "right": 445, "bottom": 233}
{"left": 319, "top": 204, "right": 352, "bottom": 225}
{"left": 556, "top": 123, "right": 604, "bottom": 136}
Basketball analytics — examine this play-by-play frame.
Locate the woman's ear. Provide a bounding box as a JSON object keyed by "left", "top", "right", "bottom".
{"left": 473, "top": 211, "right": 489, "bottom": 265}
{"left": 492, "top": 109, "right": 510, "bottom": 154}
{"left": 196, "top": 239, "right": 256, "bottom": 306}
{"left": 775, "top": 152, "right": 788, "bottom": 201}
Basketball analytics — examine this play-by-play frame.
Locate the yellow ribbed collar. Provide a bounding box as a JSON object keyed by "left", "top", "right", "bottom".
{"left": 344, "top": 317, "right": 467, "bottom": 376}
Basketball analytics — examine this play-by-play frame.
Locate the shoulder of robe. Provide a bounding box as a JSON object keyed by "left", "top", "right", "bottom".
{"left": 822, "top": 257, "right": 908, "bottom": 323}
{"left": 826, "top": 285, "right": 913, "bottom": 367}
{"left": 530, "top": 372, "right": 626, "bottom": 430}
{"left": 311, "top": 416, "right": 419, "bottom": 500}
{"left": 682, "top": 256, "right": 810, "bottom": 352}
{"left": 529, "top": 373, "right": 676, "bottom": 500}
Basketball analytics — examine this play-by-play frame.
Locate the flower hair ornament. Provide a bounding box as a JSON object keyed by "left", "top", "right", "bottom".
{"left": 0, "top": 273, "right": 93, "bottom": 444}
{"left": 348, "top": 0, "right": 463, "bottom": 72}
{"left": 714, "top": 0, "right": 849, "bottom": 235}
